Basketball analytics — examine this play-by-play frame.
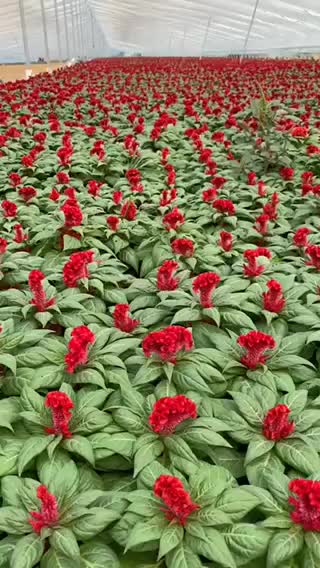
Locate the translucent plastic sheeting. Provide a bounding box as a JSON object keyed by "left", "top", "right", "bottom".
{"left": 88, "top": 0, "right": 320, "bottom": 56}
{"left": 0, "top": 0, "right": 111, "bottom": 63}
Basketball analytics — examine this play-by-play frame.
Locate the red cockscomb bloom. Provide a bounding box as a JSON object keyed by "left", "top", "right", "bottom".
{"left": 192, "top": 272, "right": 221, "bottom": 308}
{"left": 160, "top": 189, "right": 177, "bottom": 207}
{"left": 291, "top": 126, "right": 309, "bottom": 138}
{"left": 280, "top": 167, "right": 294, "bottom": 181}
{"left": 243, "top": 248, "right": 272, "bottom": 278}
{"left": 258, "top": 181, "right": 266, "bottom": 197}
{"left": 202, "top": 188, "right": 217, "bottom": 203}
{"left": 263, "top": 192, "right": 279, "bottom": 221}
{"left": 65, "top": 325, "right": 95, "bottom": 373}
{"left": 29, "top": 485, "right": 59, "bottom": 534}
{"left": 120, "top": 200, "right": 137, "bottom": 221}
{"left": 33, "top": 132, "right": 46, "bottom": 144}
{"left": 149, "top": 395, "right": 197, "bottom": 435}
{"left": 57, "top": 146, "right": 73, "bottom": 166}
{"left": 289, "top": 479, "right": 320, "bottom": 531}
{"left": 49, "top": 188, "right": 60, "bottom": 201}
{"left": 154, "top": 475, "right": 199, "bottom": 525}
{"left": 13, "top": 223, "right": 27, "bottom": 243}
{"left": 60, "top": 199, "right": 83, "bottom": 227}
{"left": 219, "top": 230, "right": 233, "bottom": 252}
{"left": 142, "top": 326, "right": 193, "bottom": 363}
{"left": 113, "top": 191, "right": 123, "bottom": 205}
{"left": 9, "top": 173, "right": 22, "bottom": 187}
{"left": 212, "top": 176, "right": 227, "bottom": 190}
{"left": 212, "top": 131, "right": 225, "bottom": 143}
{"left": 19, "top": 186, "right": 37, "bottom": 202}
{"left": 45, "top": 391, "right": 74, "bottom": 438}
{"left": 162, "top": 208, "right": 185, "bottom": 231}
{"left": 263, "top": 405, "right": 294, "bottom": 441}
{"left": 113, "top": 304, "right": 140, "bottom": 333}
{"left": 293, "top": 227, "right": 310, "bottom": 248}
{"left": 107, "top": 215, "right": 121, "bottom": 231}
{"left": 306, "top": 245, "right": 320, "bottom": 271}
{"left": 247, "top": 172, "right": 257, "bottom": 186}
{"left": 56, "top": 172, "right": 70, "bottom": 185}
{"left": 63, "top": 250, "right": 94, "bottom": 288}
{"left": 0, "top": 237, "right": 7, "bottom": 254}
{"left": 87, "top": 180, "right": 102, "bottom": 197}
{"left": 1, "top": 200, "right": 17, "bottom": 218}
{"left": 263, "top": 280, "right": 286, "bottom": 313}
{"left": 307, "top": 145, "right": 320, "bottom": 155}
{"left": 28, "top": 270, "right": 55, "bottom": 312}
{"left": 213, "top": 199, "right": 235, "bottom": 216}
{"left": 255, "top": 214, "right": 270, "bottom": 235}
{"left": 237, "top": 330, "right": 276, "bottom": 369}
{"left": 126, "top": 169, "right": 141, "bottom": 185}
{"left": 157, "top": 260, "right": 179, "bottom": 291}
{"left": 21, "top": 154, "right": 35, "bottom": 168}
{"left": 171, "top": 238, "right": 194, "bottom": 258}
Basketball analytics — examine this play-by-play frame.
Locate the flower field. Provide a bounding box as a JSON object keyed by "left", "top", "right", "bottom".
{"left": 1, "top": 56, "right": 320, "bottom": 567}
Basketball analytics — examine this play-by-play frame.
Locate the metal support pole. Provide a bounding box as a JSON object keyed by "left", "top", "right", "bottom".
{"left": 241, "top": 0, "right": 261, "bottom": 62}
{"left": 182, "top": 26, "right": 186, "bottom": 54}
{"left": 200, "top": 16, "right": 211, "bottom": 59}
{"left": 77, "top": 0, "right": 84, "bottom": 59}
{"left": 54, "top": 0, "right": 62, "bottom": 62}
{"left": 70, "top": 0, "right": 77, "bottom": 58}
{"left": 18, "top": 0, "right": 31, "bottom": 66}
{"left": 40, "top": 0, "right": 50, "bottom": 63}
{"left": 62, "top": 0, "right": 70, "bottom": 60}
{"left": 90, "top": 8, "right": 95, "bottom": 56}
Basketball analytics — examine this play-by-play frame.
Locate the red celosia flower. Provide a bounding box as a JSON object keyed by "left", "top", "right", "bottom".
{"left": 219, "top": 230, "right": 233, "bottom": 252}
{"left": 29, "top": 485, "right": 59, "bottom": 534}
{"left": 126, "top": 168, "right": 141, "bottom": 185}
{"left": 280, "top": 167, "right": 295, "bottom": 181}
{"left": 57, "top": 146, "right": 73, "bottom": 166}
{"left": 293, "top": 227, "right": 310, "bottom": 248}
{"left": 263, "top": 280, "right": 286, "bottom": 313}
{"left": 237, "top": 330, "right": 276, "bottom": 369}
{"left": 21, "top": 154, "right": 35, "bottom": 168}
{"left": 255, "top": 214, "right": 270, "bottom": 235}
{"left": 307, "top": 145, "right": 320, "bottom": 155}
{"left": 149, "top": 395, "right": 197, "bottom": 435}
{"left": 202, "top": 188, "right": 217, "bottom": 203}
{"left": 162, "top": 208, "right": 185, "bottom": 231}
{"left": 120, "top": 200, "right": 137, "bottom": 221}
{"left": 1, "top": 200, "right": 17, "bottom": 218}
{"left": 160, "top": 189, "right": 177, "bottom": 207}
{"left": 113, "top": 191, "right": 123, "bottom": 205}
{"left": 161, "top": 147, "right": 170, "bottom": 164}
{"left": 18, "top": 186, "right": 37, "bottom": 202}
{"left": 171, "top": 238, "right": 194, "bottom": 257}
{"left": 291, "top": 126, "right": 309, "bottom": 138}
{"left": 65, "top": 325, "right": 95, "bottom": 373}
{"left": 154, "top": 475, "right": 199, "bottom": 525}
{"left": 166, "top": 169, "right": 176, "bottom": 187}
{"left": 157, "top": 260, "right": 179, "bottom": 291}
{"left": 263, "top": 405, "right": 294, "bottom": 441}
{"left": 28, "top": 270, "right": 55, "bottom": 312}
{"left": 243, "top": 248, "right": 272, "bottom": 278}
{"left": 64, "top": 187, "right": 76, "bottom": 199}
{"left": 107, "top": 215, "right": 121, "bottom": 231}
{"left": 212, "top": 176, "right": 227, "bottom": 189}
{"left": 263, "top": 193, "right": 279, "bottom": 220}
{"left": 60, "top": 199, "right": 83, "bottom": 227}
{"left": 33, "top": 132, "right": 46, "bottom": 144}
{"left": 45, "top": 391, "right": 74, "bottom": 438}
{"left": 9, "top": 173, "right": 22, "bottom": 187}
{"left": 87, "top": 180, "right": 102, "bottom": 197}
{"left": 212, "top": 131, "right": 225, "bottom": 143}
{"left": 63, "top": 250, "right": 94, "bottom": 287}
{"left": 306, "top": 245, "right": 320, "bottom": 270}
{"left": 258, "top": 181, "right": 267, "bottom": 197}
{"left": 212, "top": 199, "right": 236, "bottom": 216}
{"left": 13, "top": 223, "right": 27, "bottom": 243}
{"left": 289, "top": 479, "right": 320, "bottom": 531}
{"left": 192, "top": 272, "right": 221, "bottom": 308}
{"left": 56, "top": 172, "right": 70, "bottom": 185}
{"left": 247, "top": 172, "right": 257, "bottom": 186}
{"left": 142, "top": 325, "right": 193, "bottom": 363}
{"left": 49, "top": 188, "right": 60, "bottom": 201}
{"left": 0, "top": 237, "right": 7, "bottom": 254}
{"left": 113, "top": 304, "right": 140, "bottom": 333}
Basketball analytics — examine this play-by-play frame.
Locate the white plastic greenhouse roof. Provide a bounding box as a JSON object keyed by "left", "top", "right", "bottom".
{"left": 1, "top": 0, "right": 320, "bottom": 62}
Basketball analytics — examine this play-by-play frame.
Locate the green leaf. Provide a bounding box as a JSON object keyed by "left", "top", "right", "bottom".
{"left": 224, "top": 523, "right": 272, "bottom": 563}
{"left": 166, "top": 543, "right": 202, "bottom": 568}
{"left": 49, "top": 527, "right": 80, "bottom": 559}
{"left": 0, "top": 506, "right": 30, "bottom": 534}
{"left": 72, "top": 508, "right": 120, "bottom": 541}
{"left": 80, "top": 542, "right": 120, "bottom": 567}
{"left": 49, "top": 460, "right": 79, "bottom": 506}
{"left": 267, "top": 527, "right": 304, "bottom": 567}
{"left": 245, "top": 436, "right": 274, "bottom": 466}
{"left": 158, "top": 523, "right": 184, "bottom": 559}
{"left": 20, "top": 386, "right": 45, "bottom": 414}
{"left": 134, "top": 439, "right": 163, "bottom": 477}
{"left": 216, "top": 487, "right": 261, "bottom": 521}
{"left": 230, "top": 391, "right": 264, "bottom": 425}
{"left": 40, "top": 549, "right": 79, "bottom": 568}
{"left": 276, "top": 439, "right": 320, "bottom": 475}
{"left": 305, "top": 532, "right": 320, "bottom": 561}
{"left": 185, "top": 529, "right": 236, "bottom": 567}
{"left": 10, "top": 533, "right": 44, "bottom": 568}
{"left": 125, "top": 517, "right": 164, "bottom": 551}
{"left": 62, "top": 436, "right": 95, "bottom": 466}
{"left": 0, "top": 353, "right": 16, "bottom": 374}
{"left": 18, "top": 436, "right": 51, "bottom": 475}
{"left": 283, "top": 390, "right": 308, "bottom": 416}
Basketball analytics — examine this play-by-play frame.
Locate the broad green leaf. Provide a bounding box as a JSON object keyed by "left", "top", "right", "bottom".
{"left": 49, "top": 527, "right": 80, "bottom": 559}
{"left": 158, "top": 523, "right": 184, "bottom": 559}
{"left": 224, "top": 523, "right": 272, "bottom": 562}
{"left": 10, "top": 533, "right": 44, "bottom": 568}
{"left": 166, "top": 543, "right": 202, "bottom": 568}
{"left": 80, "top": 542, "right": 120, "bottom": 567}
{"left": 267, "top": 527, "right": 304, "bottom": 567}
{"left": 125, "top": 517, "right": 164, "bottom": 551}
{"left": 276, "top": 439, "right": 320, "bottom": 475}
{"left": 18, "top": 436, "right": 51, "bottom": 475}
